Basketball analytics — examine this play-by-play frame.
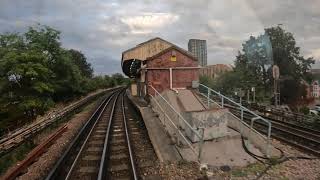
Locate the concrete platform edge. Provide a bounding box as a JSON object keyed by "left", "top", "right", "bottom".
{"left": 126, "top": 91, "right": 182, "bottom": 163}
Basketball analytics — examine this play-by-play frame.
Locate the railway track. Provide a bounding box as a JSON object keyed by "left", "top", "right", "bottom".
{"left": 229, "top": 107, "right": 320, "bottom": 156}
{"left": 0, "top": 88, "right": 118, "bottom": 156}
{"left": 46, "top": 89, "right": 158, "bottom": 179}
{"left": 197, "top": 94, "right": 320, "bottom": 156}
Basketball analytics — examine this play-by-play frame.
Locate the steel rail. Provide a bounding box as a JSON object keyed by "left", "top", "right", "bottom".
{"left": 3, "top": 124, "right": 68, "bottom": 180}
{"left": 0, "top": 88, "right": 121, "bottom": 157}
{"left": 97, "top": 91, "right": 138, "bottom": 180}
{"left": 46, "top": 89, "right": 121, "bottom": 180}
{"left": 230, "top": 107, "right": 320, "bottom": 144}
{"left": 232, "top": 109, "right": 320, "bottom": 156}
{"left": 225, "top": 102, "right": 320, "bottom": 136}
{"left": 97, "top": 91, "right": 121, "bottom": 179}
{"left": 250, "top": 121, "right": 320, "bottom": 156}
{"left": 121, "top": 93, "right": 138, "bottom": 180}
{"left": 64, "top": 92, "right": 118, "bottom": 180}
{"left": 213, "top": 99, "right": 320, "bottom": 156}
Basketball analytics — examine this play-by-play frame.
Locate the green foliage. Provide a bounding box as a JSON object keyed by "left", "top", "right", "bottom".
{"left": 0, "top": 24, "right": 128, "bottom": 134}
{"left": 111, "top": 73, "right": 130, "bottom": 86}
{"left": 264, "top": 26, "right": 315, "bottom": 103}
{"left": 208, "top": 25, "right": 315, "bottom": 105}
{"left": 0, "top": 141, "right": 35, "bottom": 175}
{"left": 299, "top": 106, "right": 310, "bottom": 115}
{"left": 231, "top": 163, "right": 265, "bottom": 177}
{"left": 69, "top": 49, "right": 93, "bottom": 78}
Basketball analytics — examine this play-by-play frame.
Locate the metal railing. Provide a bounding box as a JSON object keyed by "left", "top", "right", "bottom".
{"left": 148, "top": 85, "right": 204, "bottom": 162}
{"left": 198, "top": 83, "right": 272, "bottom": 157}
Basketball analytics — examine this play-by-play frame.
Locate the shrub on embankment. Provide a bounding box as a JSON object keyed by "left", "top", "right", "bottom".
{"left": 0, "top": 24, "right": 129, "bottom": 135}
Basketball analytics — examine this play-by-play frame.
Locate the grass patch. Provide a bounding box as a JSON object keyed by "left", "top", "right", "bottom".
{"left": 0, "top": 97, "right": 101, "bottom": 176}
{"left": 231, "top": 163, "right": 265, "bottom": 177}
{"left": 0, "top": 141, "right": 35, "bottom": 175}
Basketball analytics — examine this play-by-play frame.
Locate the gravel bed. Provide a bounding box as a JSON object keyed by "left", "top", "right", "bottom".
{"left": 156, "top": 161, "right": 207, "bottom": 179}
{"left": 205, "top": 138, "right": 320, "bottom": 180}
{"left": 14, "top": 102, "right": 98, "bottom": 180}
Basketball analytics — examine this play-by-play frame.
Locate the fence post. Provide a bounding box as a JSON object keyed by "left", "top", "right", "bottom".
{"left": 266, "top": 124, "right": 271, "bottom": 158}
{"left": 241, "top": 108, "right": 244, "bottom": 121}
{"left": 162, "top": 108, "right": 166, "bottom": 128}
{"left": 207, "top": 90, "right": 211, "bottom": 108}
{"left": 240, "top": 108, "right": 244, "bottom": 134}
{"left": 221, "top": 96, "right": 224, "bottom": 108}
{"left": 198, "top": 127, "right": 204, "bottom": 162}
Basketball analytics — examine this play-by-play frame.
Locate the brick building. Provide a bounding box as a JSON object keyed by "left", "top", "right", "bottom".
{"left": 121, "top": 37, "right": 200, "bottom": 96}
{"left": 146, "top": 46, "right": 199, "bottom": 95}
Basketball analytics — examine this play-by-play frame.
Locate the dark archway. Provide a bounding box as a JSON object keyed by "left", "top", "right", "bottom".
{"left": 122, "top": 59, "right": 142, "bottom": 78}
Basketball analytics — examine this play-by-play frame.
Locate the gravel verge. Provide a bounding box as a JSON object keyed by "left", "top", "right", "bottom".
{"left": 12, "top": 101, "right": 98, "bottom": 180}
{"left": 157, "top": 161, "right": 207, "bottom": 180}
{"left": 205, "top": 138, "right": 320, "bottom": 180}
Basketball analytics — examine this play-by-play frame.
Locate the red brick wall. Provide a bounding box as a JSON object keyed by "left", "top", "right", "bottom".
{"left": 147, "top": 49, "right": 199, "bottom": 95}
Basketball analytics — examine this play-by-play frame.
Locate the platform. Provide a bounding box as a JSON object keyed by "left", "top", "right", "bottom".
{"left": 126, "top": 91, "right": 182, "bottom": 163}
{"left": 177, "top": 128, "right": 263, "bottom": 167}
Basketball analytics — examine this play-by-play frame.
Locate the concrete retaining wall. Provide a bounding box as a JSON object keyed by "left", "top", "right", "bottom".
{"left": 226, "top": 113, "right": 281, "bottom": 157}
{"left": 150, "top": 90, "right": 228, "bottom": 143}
{"left": 182, "top": 109, "right": 228, "bottom": 142}
{"left": 150, "top": 89, "right": 281, "bottom": 158}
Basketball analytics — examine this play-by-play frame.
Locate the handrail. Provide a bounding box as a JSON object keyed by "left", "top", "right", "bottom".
{"left": 198, "top": 93, "right": 267, "bottom": 138}
{"left": 251, "top": 117, "right": 271, "bottom": 157}
{"left": 148, "top": 85, "right": 202, "bottom": 139}
{"left": 148, "top": 85, "right": 204, "bottom": 162}
{"left": 200, "top": 84, "right": 265, "bottom": 118}
{"left": 198, "top": 83, "right": 272, "bottom": 157}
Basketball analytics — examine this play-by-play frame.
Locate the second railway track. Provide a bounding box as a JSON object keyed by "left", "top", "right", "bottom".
{"left": 197, "top": 94, "right": 320, "bottom": 156}
{"left": 229, "top": 106, "right": 320, "bottom": 156}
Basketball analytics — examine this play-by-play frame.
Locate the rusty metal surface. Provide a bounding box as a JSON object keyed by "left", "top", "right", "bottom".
{"left": 3, "top": 124, "right": 68, "bottom": 180}
{"left": 0, "top": 87, "right": 120, "bottom": 156}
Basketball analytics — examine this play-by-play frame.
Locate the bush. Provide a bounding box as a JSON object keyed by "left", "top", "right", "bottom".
{"left": 299, "top": 106, "right": 310, "bottom": 115}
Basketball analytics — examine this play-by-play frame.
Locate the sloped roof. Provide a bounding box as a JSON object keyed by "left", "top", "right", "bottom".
{"left": 122, "top": 37, "right": 174, "bottom": 54}
{"left": 146, "top": 45, "right": 197, "bottom": 61}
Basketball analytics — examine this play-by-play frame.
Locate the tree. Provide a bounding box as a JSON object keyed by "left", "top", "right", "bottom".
{"left": 23, "top": 25, "right": 92, "bottom": 101}
{"left": 242, "top": 34, "right": 273, "bottom": 94}
{"left": 265, "top": 26, "right": 314, "bottom": 79}
{"left": 69, "top": 49, "right": 93, "bottom": 78}
{"left": 265, "top": 26, "right": 314, "bottom": 103}
{"left": 0, "top": 24, "right": 124, "bottom": 134}
{"left": 0, "top": 46, "right": 54, "bottom": 116}
{"left": 111, "top": 73, "right": 128, "bottom": 85}
{"left": 25, "top": 24, "right": 61, "bottom": 63}
{"left": 212, "top": 25, "right": 315, "bottom": 104}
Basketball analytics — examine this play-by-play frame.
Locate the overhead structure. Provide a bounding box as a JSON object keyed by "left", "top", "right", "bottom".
{"left": 122, "top": 59, "right": 142, "bottom": 78}
{"left": 121, "top": 37, "right": 199, "bottom": 97}
{"left": 121, "top": 37, "right": 174, "bottom": 78}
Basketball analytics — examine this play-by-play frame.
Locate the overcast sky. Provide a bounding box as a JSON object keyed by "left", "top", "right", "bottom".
{"left": 1, "top": 0, "right": 320, "bottom": 74}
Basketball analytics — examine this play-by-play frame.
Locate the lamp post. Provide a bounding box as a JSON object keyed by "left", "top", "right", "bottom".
{"left": 235, "top": 88, "right": 245, "bottom": 105}
{"left": 251, "top": 87, "right": 256, "bottom": 103}
{"left": 273, "top": 65, "right": 280, "bottom": 106}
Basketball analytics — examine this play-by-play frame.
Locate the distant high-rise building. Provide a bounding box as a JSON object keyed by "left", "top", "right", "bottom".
{"left": 188, "top": 39, "right": 207, "bottom": 66}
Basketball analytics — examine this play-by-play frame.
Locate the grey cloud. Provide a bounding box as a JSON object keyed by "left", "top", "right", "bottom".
{"left": 1, "top": 0, "right": 320, "bottom": 75}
